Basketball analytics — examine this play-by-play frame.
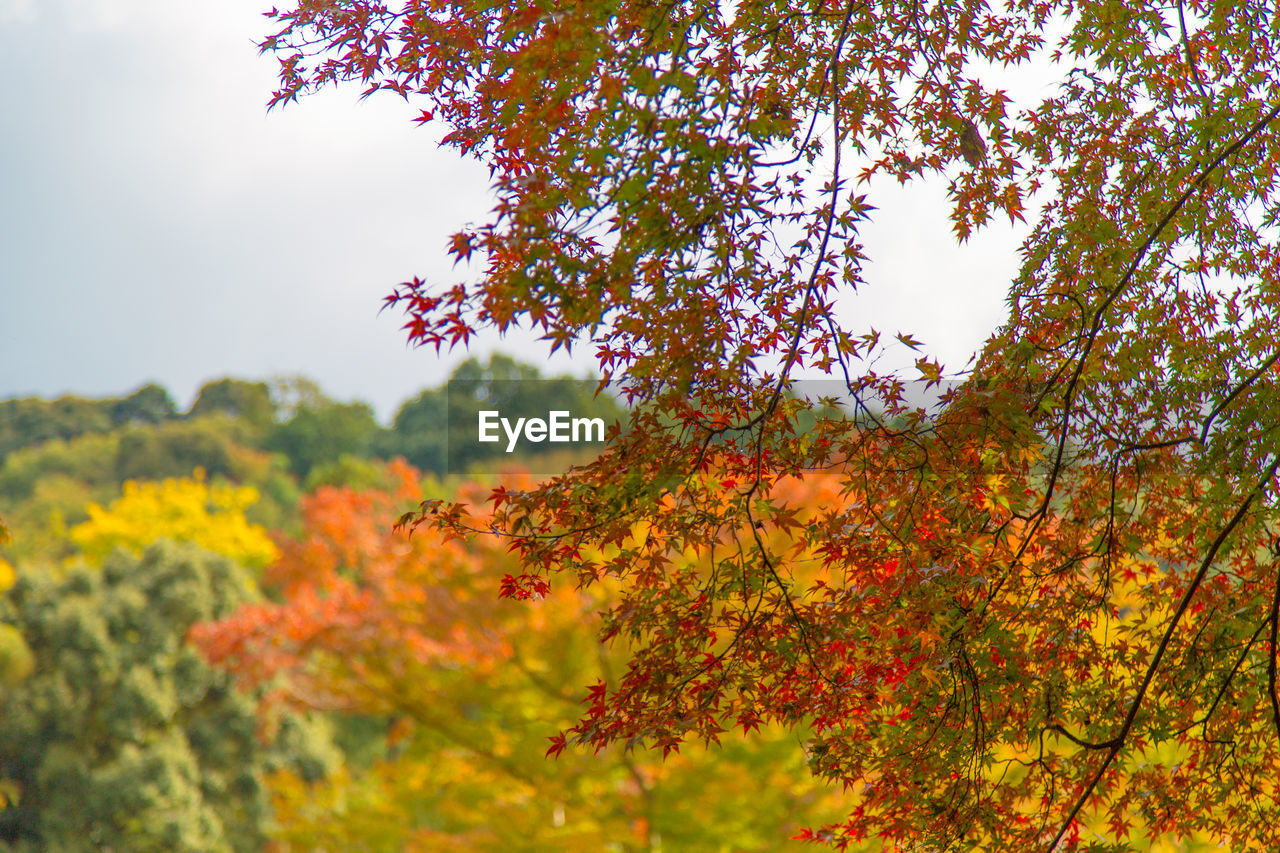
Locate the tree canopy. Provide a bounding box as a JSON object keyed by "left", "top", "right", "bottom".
{"left": 69, "top": 473, "right": 280, "bottom": 571}
{"left": 226, "top": 0, "right": 1280, "bottom": 848}
{"left": 0, "top": 541, "right": 337, "bottom": 852}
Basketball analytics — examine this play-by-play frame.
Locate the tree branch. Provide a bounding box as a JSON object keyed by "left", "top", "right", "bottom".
{"left": 1047, "top": 455, "right": 1280, "bottom": 851}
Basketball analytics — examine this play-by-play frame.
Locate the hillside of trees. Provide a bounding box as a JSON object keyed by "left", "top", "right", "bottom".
{"left": 0, "top": 356, "right": 621, "bottom": 565}
{"left": 0, "top": 358, "right": 858, "bottom": 851}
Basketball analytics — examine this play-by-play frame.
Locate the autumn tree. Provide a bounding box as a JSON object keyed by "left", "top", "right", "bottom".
{"left": 193, "top": 462, "right": 849, "bottom": 850}
{"left": 69, "top": 473, "right": 280, "bottom": 570}
{"left": 254, "top": 0, "right": 1280, "bottom": 849}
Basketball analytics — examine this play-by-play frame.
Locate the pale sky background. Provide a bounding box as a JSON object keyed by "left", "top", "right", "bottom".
{"left": 0, "top": 0, "right": 1035, "bottom": 422}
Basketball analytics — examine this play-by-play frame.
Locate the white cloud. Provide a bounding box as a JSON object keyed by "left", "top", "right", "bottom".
{"left": 0, "top": 0, "right": 34, "bottom": 25}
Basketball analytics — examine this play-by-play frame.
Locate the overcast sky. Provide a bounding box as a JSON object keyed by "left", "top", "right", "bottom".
{"left": 0, "top": 0, "right": 1032, "bottom": 422}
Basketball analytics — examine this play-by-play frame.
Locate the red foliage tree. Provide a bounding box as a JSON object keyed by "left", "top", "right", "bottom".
{"left": 249, "top": 1, "right": 1280, "bottom": 848}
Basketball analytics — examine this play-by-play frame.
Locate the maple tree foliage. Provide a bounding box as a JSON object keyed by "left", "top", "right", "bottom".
{"left": 258, "top": 0, "right": 1280, "bottom": 848}
{"left": 192, "top": 462, "right": 850, "bottom": 850}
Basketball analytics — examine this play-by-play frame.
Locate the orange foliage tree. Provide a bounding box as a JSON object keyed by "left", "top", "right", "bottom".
{"left": 192, "top": 460, "right": 849, "bottom": 850}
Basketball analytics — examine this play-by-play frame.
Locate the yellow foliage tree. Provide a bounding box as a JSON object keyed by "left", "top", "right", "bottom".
{"left": 70, "top": 471, "right": 278, "bottom": 569}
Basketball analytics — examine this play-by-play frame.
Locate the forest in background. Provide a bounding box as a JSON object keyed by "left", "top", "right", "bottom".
{"left": 0, "top": 356, "right": 854, "bottom": 852}
{"left": 0, "top": 355, "right": 620, "bottom": 567}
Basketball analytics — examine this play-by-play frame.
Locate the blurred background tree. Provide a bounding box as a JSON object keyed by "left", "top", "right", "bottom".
{"left": 69, "top": 473, "right": 279, "bottom": 571}
{"left": 0, "top": 542, "right": 338, "bottom": 852}
{"left": 187, "top": 379, "right": 275, "bottom": 431}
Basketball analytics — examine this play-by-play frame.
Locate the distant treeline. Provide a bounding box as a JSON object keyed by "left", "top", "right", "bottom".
{"left": 0, "top": 357, "right": 624, "bottom": 565}
{"left": 0, "top": 356, "right": 624, "bottom": 481}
